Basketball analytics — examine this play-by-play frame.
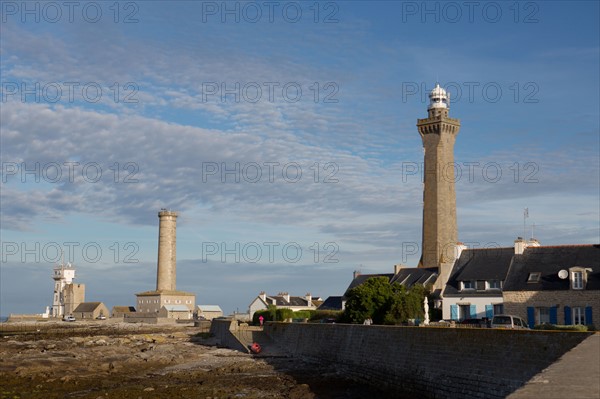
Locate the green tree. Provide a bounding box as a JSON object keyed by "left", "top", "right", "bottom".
{"left": 342, "top": 277, "right": 429, "bottom": 325}
{"left": 342, "top": 277, "right": 393, "bottom": 324}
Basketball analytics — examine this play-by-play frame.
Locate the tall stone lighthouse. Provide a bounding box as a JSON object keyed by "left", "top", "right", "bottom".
{"left": 135, "top": 209, "right": 195, "bottom": 320}
{"left": 156, "top": 210, "right": 178, "bottom": 291}
{"left": 417, "top": 84, "right": 461, "bottom": 278}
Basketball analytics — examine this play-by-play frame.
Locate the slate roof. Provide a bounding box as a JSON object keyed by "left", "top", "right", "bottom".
{"left": 267, "top": 295, "right": 311, "bottom": 307}
{"left": 197, "top": 305, "right": 223, "bottom": 312}
{"left": 136, "top": 290, "right": 195, "bottom": 296}
{"left": 503, "top": 245, "right": 600, "bottom": 291}
{"left": 318, "top": 296, "right": 343, "bottom": 310}
{"left": 73, "top": 302, "right": 104, "bottom": 313}
{"left": 443, "top": 247, "right": 514, "bottom": 297}
{"left": 390, "top": 267, "right": 438, "bottom": 287}
{"left": 343, "top": 273, "right": 394, "bottom": 296}
{"left": 112, "top": 306, "right": 136, "bottom": 313}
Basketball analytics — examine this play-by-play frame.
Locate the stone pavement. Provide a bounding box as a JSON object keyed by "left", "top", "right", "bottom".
{"left": 508, "top": 334, "right": 600, "bottom": 399}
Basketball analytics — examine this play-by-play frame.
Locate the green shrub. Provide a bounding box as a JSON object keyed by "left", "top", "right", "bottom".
{"left": 309, "top": 310, "right": 342, "bottom": 322}
{"left": 275, "top": 308, "right": 294, "bottom": 321}
{"left": 293, "top": 310, "right": 314, "bottom": 320}
{"left": 534, "top": 323, "right": 588, "bottom": 332}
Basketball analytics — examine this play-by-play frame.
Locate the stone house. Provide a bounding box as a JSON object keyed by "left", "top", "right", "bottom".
{"left": 442, "top": 246, "right": 515, "bottom": 321}
{"left": 248, "top": 292, "right": 319, "bottom": 319}
{"left": 158, "top": 304, "right": 193, "bottom": 319}
{"left": 195, "top": 305, "right": 223, "bottom": 320}
{"left": 111, "top": 306, "right": 136, "bottom": 318}
{"left": 503, "top": 244, "right": 599, "bottom": 328}
{"left": 136, "top": 290, "right": 195, "bottom": 314}
{"left": 72, "top": 302, "right": 109, "bottom": 320}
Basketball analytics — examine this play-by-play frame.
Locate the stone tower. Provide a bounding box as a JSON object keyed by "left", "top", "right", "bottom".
{"left": 156, "top": 209, "right": 178, "bottom": 291}
{"left": 417, "top": 84, "right": 461, "bottom": 269}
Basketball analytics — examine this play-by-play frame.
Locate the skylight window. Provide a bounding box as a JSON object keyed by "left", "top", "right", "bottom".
{"left": 527, "top": 272, "right": 541, "bottom": 283}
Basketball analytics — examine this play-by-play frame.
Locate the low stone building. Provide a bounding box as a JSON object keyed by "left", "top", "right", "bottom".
{"left": 111, "top": 306, "right": 136, "bottom": 318}
{"left": 158, "top": 304, "right": 193, "bottom": 319}
{"left": 503, "top": 244, "right": 599, "bottom": 328}
{"left": 195, "top": 305, "right": 223, "bottom": 320}
{"left": 72, "top": 302, "right": 109, "bottom": 320}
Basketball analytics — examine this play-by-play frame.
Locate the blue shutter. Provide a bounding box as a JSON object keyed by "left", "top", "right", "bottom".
{"left": 469, "top": 305, "right": 477, "bottom": 319}
{"left": 527, "top": 307, "right": 535, "bottom": 328}
{"left": 563, "top": 306, "right": 571, "bottom": 325}
{"left": 485, "top": 305, "right": 493, "bottom": 319}
{"left": 549, "top": 306, "right": 558, "bottom": 324}
{"left": 585, "top": 307, "right": 592, "bottom": 325}
{"left": 450, "top": 305, "right": 458, "bottom": 321}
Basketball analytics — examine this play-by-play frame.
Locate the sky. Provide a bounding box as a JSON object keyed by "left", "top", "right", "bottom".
{"left": 1, "top": 1, "right": 598, "bottom": 316}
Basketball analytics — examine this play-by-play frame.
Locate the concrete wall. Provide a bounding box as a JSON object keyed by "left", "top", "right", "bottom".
{"left": 209, "top": 318, "right": 248, "bottom": 353}
{"left": 264, "top": 323, "right": 592, "bottom": 398}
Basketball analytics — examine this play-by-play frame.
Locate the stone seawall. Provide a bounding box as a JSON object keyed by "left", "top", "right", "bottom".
{"left": 264, "top": 323, "right": 593, "bottom": 398}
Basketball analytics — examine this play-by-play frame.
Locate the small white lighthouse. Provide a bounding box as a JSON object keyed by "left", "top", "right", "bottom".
{"left": 51, "top": 262, "right": 85, "bottom": 317}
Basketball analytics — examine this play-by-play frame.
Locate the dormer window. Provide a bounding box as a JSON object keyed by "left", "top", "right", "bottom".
{"left": 527, "top": 272, "right": 541, "bottom": 283}
{"left": 462, "top": 280, "right": 474, "bottom": 290}
{"left": 488, "top": 280, "right": 501, "bottom": 289}
{"left": 569, "top": 267, "right": 589, "bottom": 290}
{"left": 571, "top": 271, "right": 583, "bottom": 289}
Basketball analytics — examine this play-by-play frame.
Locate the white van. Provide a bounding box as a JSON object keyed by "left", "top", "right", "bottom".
{"left": 491, "top": 314, "right": 529, "bottom": 329}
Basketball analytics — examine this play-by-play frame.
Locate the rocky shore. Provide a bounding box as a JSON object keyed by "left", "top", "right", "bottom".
{"left": 0, "top": 322, "right": 389, "bottom": 398}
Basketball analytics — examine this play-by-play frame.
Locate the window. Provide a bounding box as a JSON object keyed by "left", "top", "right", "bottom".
{"left": 462, "top": 281, "right": 474, "bottom": 290}
{"left": 459, "top": 304, "right": 471, "bottom": 321}
{"left": 573, "top": 307, "right": 585, "bottom": 325}
{"left": 476, "top": 280, "right": 486, "bottom": 291}
{"left": 537, "top": 307, "right": 550, "bottom": 324}
{"left": 527, "top": 272, "right": 541, "bottom": 283}
{"left": 493, "top": 304, "right": 504, "bottom": 315}
{"left": 572, "top": 271, "right": 583, "bottom": 289}
{"left": 488, "top": 280, "right": 501, "bottom": 289}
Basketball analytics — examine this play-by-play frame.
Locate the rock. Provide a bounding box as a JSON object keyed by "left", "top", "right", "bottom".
{"left": 71, "top": 337, "right": 86, "bottom": 344}
{"left": 44, "top": 343, "right": 56, "bottom": 350}
{"left": 143, "top": 387, "right": 155, "bottom": 392}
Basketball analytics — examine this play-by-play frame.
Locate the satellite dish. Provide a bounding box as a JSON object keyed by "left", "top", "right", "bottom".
{"left": 558, "top": 270, "right": 568, "bottom": 279}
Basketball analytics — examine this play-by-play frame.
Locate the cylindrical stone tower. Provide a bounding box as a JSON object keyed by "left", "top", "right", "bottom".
{"left": 156, "top": 209, "right": 178, "bottom": 291}
{"left": 416, "top": 84, "right": 461, "bottom": 268}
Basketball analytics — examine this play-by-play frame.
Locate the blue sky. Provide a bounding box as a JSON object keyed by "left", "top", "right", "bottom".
{"left": 1, "top": 1, "right": 599, "bottom": 315}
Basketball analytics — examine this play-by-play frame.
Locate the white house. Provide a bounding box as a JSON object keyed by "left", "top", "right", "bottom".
{"left": 442, "top": 244, "right": 519, "bottom": 321}
{"left": 248, "top": 292, "right": 318, "bottom": 319}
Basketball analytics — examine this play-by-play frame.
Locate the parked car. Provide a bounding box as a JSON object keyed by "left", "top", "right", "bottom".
{"left": 96, "top": 315, "right": 106, "bottom": 320}
{"left": 491, "top": 314, "right": 529, "bottom": 329}
{"left": 62, "top": 315, "right": 76, "bottom": 322}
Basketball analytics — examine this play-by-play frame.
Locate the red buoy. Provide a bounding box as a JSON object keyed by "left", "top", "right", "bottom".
{"left": 250, "top": 342, "right": 262, "bottom": 353}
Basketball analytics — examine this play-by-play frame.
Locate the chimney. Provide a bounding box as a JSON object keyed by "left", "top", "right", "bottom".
{"left": 259, "top": 291, "right": 266, "bottom": 301}
{"left": 278, "top": 292, "right": 290, "bottom": 302}
{"left": 353, "top": 270, "right": 361, "bottom": 279}
{"left": 527, "top": 238, "right": 541, "bottom": 247}
{"left": 305, "top": 292, "right": 312, "bottom": 305}
{"left": 453, "top": 242, "right": 467, "bottom": 261}
{"left": 514, "top": 237, "right": 527, "bottom": 255}
{"left": 394, "top": 264, "right": 405, "bottom": 274}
